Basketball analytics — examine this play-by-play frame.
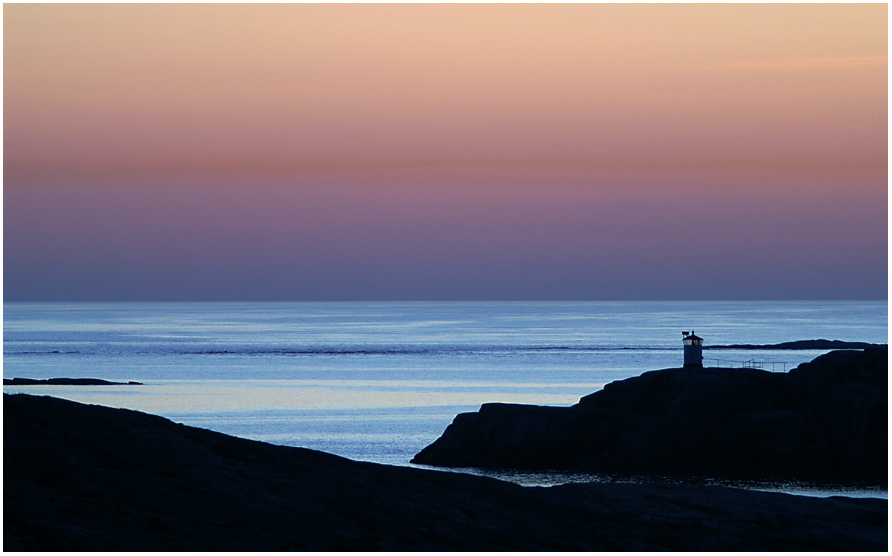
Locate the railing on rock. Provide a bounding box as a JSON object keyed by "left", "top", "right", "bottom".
{"left": 703, "top": 358, "right": 788, "bottom": 372}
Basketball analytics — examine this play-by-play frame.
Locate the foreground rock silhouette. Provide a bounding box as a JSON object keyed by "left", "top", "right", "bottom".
{"left": 413, "top": 348, "right": 887, "bottom": 484}
{"left": 4, "top": 393, "right": 886, "bottom": 551}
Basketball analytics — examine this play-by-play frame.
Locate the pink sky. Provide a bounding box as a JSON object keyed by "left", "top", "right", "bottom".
{"left": 4, "top": 4, "right": 887, "bottom": 300}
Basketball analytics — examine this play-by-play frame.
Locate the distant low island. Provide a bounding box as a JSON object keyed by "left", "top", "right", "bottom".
{"left": 3, "top": 377, "right": 143, "bottom": 386}
{"left": 704, "top": 339, "right": 885, "bottom": 350}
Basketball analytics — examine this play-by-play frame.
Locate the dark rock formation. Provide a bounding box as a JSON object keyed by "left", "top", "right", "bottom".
{"left": 3, "top": 377, "right": 142, "bottom": 386}
{"left": 413, "top": 348, "right": 887, "bottom": 485}
{"left": 4, "top": 393, "right": 886, "bottom": 551}
{"left": 706, "top": 339, "right": 884, "bottom": 350}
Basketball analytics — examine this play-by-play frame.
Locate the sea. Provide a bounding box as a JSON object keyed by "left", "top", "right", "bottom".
{"left": 3, "top": 300, "right": 887, "bottom": 498}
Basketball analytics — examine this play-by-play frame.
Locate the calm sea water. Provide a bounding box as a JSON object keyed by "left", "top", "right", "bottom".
{"left": 3, "top": 301, "right": 887, "bottom": 497}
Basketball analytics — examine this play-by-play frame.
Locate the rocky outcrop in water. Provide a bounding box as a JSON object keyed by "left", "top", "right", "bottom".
{"left": 4, "top": 393, "right": 886, "bottom": 551}
{"left": 412, "top": 348, "right": 887, "bottom": 484}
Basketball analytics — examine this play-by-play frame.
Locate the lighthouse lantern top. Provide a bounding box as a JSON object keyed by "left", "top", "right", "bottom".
{"left": 682, "top": 331, "right": 703, "bottom": 346}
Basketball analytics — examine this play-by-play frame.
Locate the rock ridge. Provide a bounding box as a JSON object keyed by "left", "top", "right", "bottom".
{"left": 412, "top": 348, "right": 887, "bottom": 484}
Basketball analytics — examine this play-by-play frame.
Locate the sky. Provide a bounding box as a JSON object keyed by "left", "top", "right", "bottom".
{"left": 3, "top": 3, "right": 887, "bottom": 301}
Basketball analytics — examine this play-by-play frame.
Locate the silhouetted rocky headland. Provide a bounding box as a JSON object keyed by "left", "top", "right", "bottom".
{"left": 413, "top": 348, "right": 887, "bottom": 485}
{"left": 4, "top": 392, "right": 886, "bottom": 551}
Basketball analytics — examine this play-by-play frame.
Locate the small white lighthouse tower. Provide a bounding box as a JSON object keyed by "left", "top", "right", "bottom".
{"left": 682, "top": 331, "right": 703, "bottom": 367}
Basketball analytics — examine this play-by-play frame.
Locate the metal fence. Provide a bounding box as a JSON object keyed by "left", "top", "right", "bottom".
{"left": 702, "top": 358, "right": 788, "bottom": 372}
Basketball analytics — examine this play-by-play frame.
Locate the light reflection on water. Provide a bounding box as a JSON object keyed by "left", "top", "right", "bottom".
{"left": 3, "top": 380, "right": 601, "bottom": 414}
{"left": 434, "top": 468, "right": 889, "bottom": 499}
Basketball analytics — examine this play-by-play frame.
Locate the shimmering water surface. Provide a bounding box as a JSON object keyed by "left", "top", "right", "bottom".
{"left": 3, "top": 301, "right": 886, "bottom": 498}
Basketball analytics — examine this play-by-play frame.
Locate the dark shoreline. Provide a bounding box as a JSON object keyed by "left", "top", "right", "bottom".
{"left": 4, "top": 392, "right": 887, "bottom": 551}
